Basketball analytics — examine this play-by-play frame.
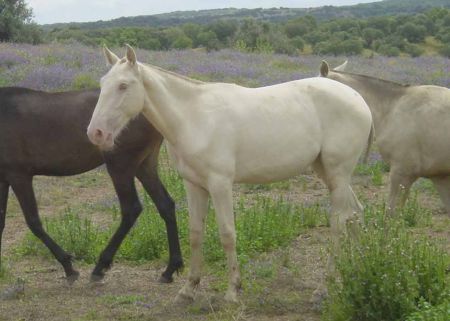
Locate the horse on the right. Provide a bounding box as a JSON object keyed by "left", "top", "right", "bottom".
{"left": 321, "top": 61, "right": 450, "bottom": 215}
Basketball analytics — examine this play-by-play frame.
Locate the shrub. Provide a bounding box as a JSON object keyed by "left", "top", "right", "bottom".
{"left": 439, "top": 44, "right": 450, "bottom": 58}
{"left": 16, "top": 208, "right": 107, "bottom": 263}
{"left": 378, "top": 44, "right": 401, "bottom": 57}
{"left": 322, "top": 217, "right": 449, "bottom": 321}
{"left": 72, "top": 73, "right": 99, "bottom": 90}
{"left": 405, "top": 43, "right": 425, "bottom": 57}
{"left": 406, "top": 295, "right": 450, "bottom": 321}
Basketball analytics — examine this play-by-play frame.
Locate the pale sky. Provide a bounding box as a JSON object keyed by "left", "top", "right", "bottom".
{"left": 28, "top": 0, "right": 382, "bottom": 24}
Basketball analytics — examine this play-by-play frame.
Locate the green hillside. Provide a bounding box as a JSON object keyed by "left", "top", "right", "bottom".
{"left": 42, "top": 0, "right": 450, "bottom": 30}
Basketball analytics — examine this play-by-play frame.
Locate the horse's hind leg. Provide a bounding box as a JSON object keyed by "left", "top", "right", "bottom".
{"left": 91, "top": 162, "right": 142, "bottom": 281}
{"left": 136, "top": 156, "right": 183, "bottom": 283}
{"left": 431, "top": 176, "right": 450, "bottom": 215}
{"left": 0, "top": 181, "right": 9, "bottom": 268}
{"left": 387, "top": 168, "right": 415, "bottom": 216}
{"left": 8, "top": 174, "right": 78, "bottom": 281}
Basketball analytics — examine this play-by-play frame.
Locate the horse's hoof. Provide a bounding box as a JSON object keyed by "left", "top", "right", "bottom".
{"left": 174, "top": 292, "right": 194, "bottom": 306}
{"left": 158, "top": 274, "right": 173, "bottom": 284}
{"left": 90, "top": 273, "right": 105, "bottom": 283}
{"left": 66, "top": 271, "right": 80, "bottom": 285}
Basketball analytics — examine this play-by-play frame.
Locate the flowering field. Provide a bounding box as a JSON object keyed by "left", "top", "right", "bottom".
{"left": 0, "top": 43, "right": 450, "bottom": 321}
{"left": 0, "top": 43, "right": 449, "bottom": 92}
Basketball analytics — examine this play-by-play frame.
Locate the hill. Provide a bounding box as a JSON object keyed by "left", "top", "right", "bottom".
{"left": 42, "top": 0, "right": 450, "bottom": 30}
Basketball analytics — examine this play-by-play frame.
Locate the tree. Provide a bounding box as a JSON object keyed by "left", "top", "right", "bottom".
{"left": 0, "top": 0, "right": 33, "bottom": 41}
{"left": 397, "top": 22, "right": 427, "bottom": 43}
{"left": 210, "top": 20, "right": 237, "bottom": 43}
{"left": 285, "top": 15, "right": 317, "bottom": 38}
{"left": 197, "top": 30, "right": 220, "bottom": 50}
{"left": 362, "top": 27, "right": 383, "bottom": 47}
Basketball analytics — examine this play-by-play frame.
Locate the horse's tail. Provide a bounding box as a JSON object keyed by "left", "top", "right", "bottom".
{"left": 362, "top": 122, "right": 375, "bottom": 164}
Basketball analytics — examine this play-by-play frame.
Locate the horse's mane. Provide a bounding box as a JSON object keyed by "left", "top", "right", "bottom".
{"left": 334, "top": 70, "right": 411, "bottom": 88}
{"left": 142, "top": 63, "right": 205, "bottom": 85}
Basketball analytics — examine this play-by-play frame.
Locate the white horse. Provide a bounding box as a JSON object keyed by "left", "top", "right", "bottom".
{"left": 87, "top": 45, "right": 373, "bottom": 303}
{"left": 320, "top": 61, "right": 450, "bottom": 215}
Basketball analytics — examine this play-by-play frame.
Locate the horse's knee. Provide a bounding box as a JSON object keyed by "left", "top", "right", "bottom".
{"left": 189, "top": 228, "right": 204, "bottom": 248}
{"left": 219, "top": 230, "right": 236, "bottom": 252}
{"left": 25, "top": 218, "right": 45, "bottom": 236}
{"left": 121, "top": 202, "right": 142, "bottom": 225}
{"left": 157, "top": 197, "right": 176, "bottom": 222}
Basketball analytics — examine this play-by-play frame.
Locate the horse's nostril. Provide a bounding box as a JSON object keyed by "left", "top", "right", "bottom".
{"left": 95, "top": 129, "right": 103, "bottom": 139}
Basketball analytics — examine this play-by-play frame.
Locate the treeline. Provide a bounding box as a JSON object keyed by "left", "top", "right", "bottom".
{"left": 46, "top": 8, "right": 450, "bottom": 57}
{"left": 42, "top": 0, "right": 450, "bottom": 30}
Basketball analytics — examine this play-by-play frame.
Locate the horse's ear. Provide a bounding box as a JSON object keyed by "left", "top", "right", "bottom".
{"left": 320, "top": 61, "right": 329, "bottom": 77}
{"left": 125, "top": 44, "right": 137, "bottom": 66}
{"left": 103, "top": 46, "right": 119, "bottom": 66}
{"left": 334, "top": 60, "right": 348, "bottom": 72}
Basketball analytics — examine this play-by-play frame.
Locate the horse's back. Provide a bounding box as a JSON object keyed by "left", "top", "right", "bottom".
{"left": 0, "top": 87, "right": 162, "bottom": 177}
{"left": 210, "top": 78, "right": 372, "bottom": 183}
{"left": 0, "top": 87, "right": 103, "bottom": 175}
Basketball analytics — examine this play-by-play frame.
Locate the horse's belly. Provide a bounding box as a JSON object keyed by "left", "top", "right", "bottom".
{"left": 234, "top": 142, "right": 320, "bottom": 184}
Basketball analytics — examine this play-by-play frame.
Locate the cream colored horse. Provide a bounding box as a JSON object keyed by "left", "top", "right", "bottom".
{"left": 87, "top": 45, "right": 372, "bottom": 303}
{"left": 321, "top": 61, "right": 450, "bottom": 215}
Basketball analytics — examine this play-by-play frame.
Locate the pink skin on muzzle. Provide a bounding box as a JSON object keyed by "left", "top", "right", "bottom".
{"left": 87, "top": 125, "right": 114, "bottom": 150}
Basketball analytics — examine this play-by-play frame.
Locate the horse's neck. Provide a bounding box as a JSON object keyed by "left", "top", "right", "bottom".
{"left": 332, "top": 72, "right": 407, "bottom": 130}
{"left": 141, "top": 64, "right": 203, "bottom": 145}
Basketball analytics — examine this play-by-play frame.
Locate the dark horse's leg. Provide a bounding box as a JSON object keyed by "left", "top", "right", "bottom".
{"left": 0, "top": 181, "right": 9, "bottom": 268}
{"left": 8, "top": 174, "right": 78, "bottom": 281}
{"left": 91, "top": 160, "right": 142, "bottom": 281}
{"left": 136, "top": 156, "right": 183, "bottom": 283}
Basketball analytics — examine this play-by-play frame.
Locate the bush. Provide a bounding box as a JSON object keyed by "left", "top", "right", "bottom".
{"left": 440, "top": 44, "right": 450, "bottom": 58}
{"left": 322, "top": 215, "right": 449, "bottom": 321}
{"left": 171, "top": 35, "right": 193, "bottom": 49}
{"left": 405, "top": 43, "right": 425, "bottom": 57}
{"left": 406, "top": 296, "right": 450, "bottom": 321}
{"left": 16, "top": 209, "right": 107, "bottom": 263}
{"left": 378, "top": 44, "right": 401, "bottom": 57}
{"left": 72, "top": 73, "right": 99, "bottom": 90}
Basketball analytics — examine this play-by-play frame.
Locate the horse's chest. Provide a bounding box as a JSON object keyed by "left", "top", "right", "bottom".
{"left": 167, "top": 145, "right": 207, "bottom": 187}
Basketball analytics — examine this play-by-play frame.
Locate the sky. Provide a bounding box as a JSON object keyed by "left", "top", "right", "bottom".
{"left": 28, "top": 0, "right": 382, "bottom": 24}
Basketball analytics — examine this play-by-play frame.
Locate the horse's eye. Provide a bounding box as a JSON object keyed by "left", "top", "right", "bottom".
{"left": 119, "top": 83, "right": 128, "bottom": 90}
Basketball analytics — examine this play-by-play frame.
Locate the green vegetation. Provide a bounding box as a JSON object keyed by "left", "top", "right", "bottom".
{"left": 355, "top": 160, "right": 389, "bottom": 186}
{"left": 44, "top": 7, "right": 450, "bottom": 57}
{"left": 322, "top": 202, "right": 449, "bottom": 321}
{"left": 406, "top": 296, "right": 450, "bottom": 321}
{"left": 71, "top": 74, "right": 99, "bottom": 90}
{"left": 15, "top": 165, "right": 328, "bottom": 266}
{"left": 0, "top": 0, "right": 41, "bottom": 43}
{"left": 5, "top": 0, "right": 450, "bottom": 57}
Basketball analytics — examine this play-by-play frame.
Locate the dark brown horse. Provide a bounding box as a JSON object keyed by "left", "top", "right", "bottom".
{"left": 0, "top": 87, "right": 182, "bottom": 283}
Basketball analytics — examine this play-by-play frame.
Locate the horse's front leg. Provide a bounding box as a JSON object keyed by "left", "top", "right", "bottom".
{"left": 175, "top": 180, "right": 209, "bottom": 303}
{"left": 0, "top": 181, "right": 9, "bottom": 268}
{"left": 92, "top": 162, "right": 142, "bottom": 281}
{"left": 208, "top": 178, "right": 240, "bottom": 303}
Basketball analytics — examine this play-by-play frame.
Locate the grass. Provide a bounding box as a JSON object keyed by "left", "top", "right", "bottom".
{"left": 355, "top": 160, "right": 389, "bottom": 186}
{"left": 15, "top": 161, "right": 328, "bottom": 270}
